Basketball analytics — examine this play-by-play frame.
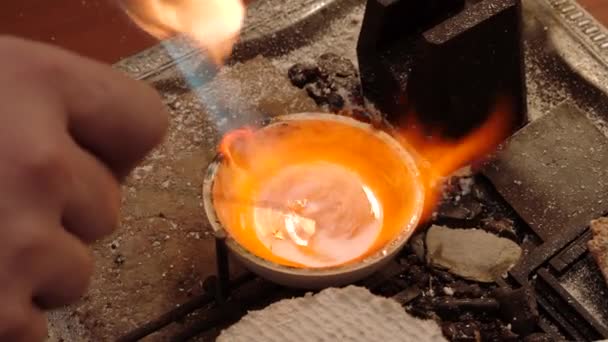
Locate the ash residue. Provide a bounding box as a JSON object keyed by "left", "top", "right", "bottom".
{"left": 271, "top": 4, "right": 365, "bottom": 71}
{"left": 561, "top": 255, "right": 608, "bottom": 330}
{"left": 367, "top": 175, "right": 547, "bottom": 341}
{"left": 524, "top": 27, "right": 608, "bottom": 138}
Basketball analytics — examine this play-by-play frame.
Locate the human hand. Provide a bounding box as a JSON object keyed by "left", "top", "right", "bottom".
{"left": 0, "top": 36, "right": 168, "bottom": 341}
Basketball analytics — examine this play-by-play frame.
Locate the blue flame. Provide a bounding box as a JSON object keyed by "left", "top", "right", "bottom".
{"left": 161, "top": 39, "right": 241, "bottom": 135}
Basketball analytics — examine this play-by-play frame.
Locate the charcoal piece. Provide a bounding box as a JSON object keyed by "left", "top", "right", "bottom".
{"left": 435, "top": 297, "right": 500, "bottom": 318}
{"left": 482, "top": 218, "right": 517, "bottom": 240}
{"left": 327, "top": 93, "right": 345, "bottom": 112}
{"left": 431, "top": 269, "right": 456, "bottom": 284}
{"left": 437, "top": 199, "right": 483, "bottom": 222}
{"left": 362, "top": 262, "right": 409, "bottom": 291}
{"left": 426, "top": 225, "right": 523, "bottom": 282}
{"left": 287, "top": 63, "right": 321, "bottom": 88}
{"left": 375, "top": 282, "right": 404, "bottom": 297}
{"left": 480, "top": 321, "right": 519, "bottom": 341}
{"left": 349, "top": 108, "right": 384, "bottom": 128}
{"left": 347, "top": 91, "right": 365, "bottom": 107}
{"left": 434, "top": 298, "right": 461, "bottom": 321}
{"left": 452, "top": 282, "right": 484, "bottom": 298}
{"left": 350, "top": 108, "right": 373, "bottom": 123}
{"left": 494, "top": 287, "right": 539, "bottom": 336}
{"left": 588, "top": 217, "right": 608, "bottom": 286}
{"left": 304, "top": 81, "right": 333, "bottom": 105}
{"left": 291, "top": 53, "right": 362, "bottom": 113}
{"left": 391, "top": 278, "right": 410, "bottom": 290}
{"left": 470, "top": 181, "right": 493, "bottom": 204}
{"left": 462, "top": 176, "right": 476, "bottom": 190}
{"left": 484, "top": 103, "right": 608, "bottom": 242}
{"left": 441, "top": 321, "right": 482, "bottom": 342}
{"left": 317, "top": 53, "right": 357, "bottom": 78}
{"left": 436, "top": 203, "right": 470, "bottom": 221}
{"left": 407, "top": 265, "right": 430, "bottom": 287}
{"left": 523, "top": 333, "right": 555, "bottom": 342}
{"left": 408, "top": 296, "right": 435, "bottom": 320}
{"left": 458, "top": 312, "right": 475, "bottom": 322}
{"left": 398, "top": 254, "right": 421, "bottom": 267}
{"left": 407, "top": 232, "right": 426, "bottom": 262}
{"left": 392, "top": 286, "right": 422, "bottom": 306}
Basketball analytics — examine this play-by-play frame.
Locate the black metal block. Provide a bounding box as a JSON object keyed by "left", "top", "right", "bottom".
{"left": 357, "top": 0, "right": 527, "bottom": 138}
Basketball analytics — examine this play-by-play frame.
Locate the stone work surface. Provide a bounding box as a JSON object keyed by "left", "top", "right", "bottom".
{"left": 484, "top": 103, "right": 608, "bottom": 243}
{"left": 48, "top": 57, "right": 318, "bottom": 341}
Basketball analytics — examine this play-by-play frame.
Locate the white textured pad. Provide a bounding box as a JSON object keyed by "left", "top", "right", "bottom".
{"left": 218, "top": 286, "right": 447, "bottom": 342}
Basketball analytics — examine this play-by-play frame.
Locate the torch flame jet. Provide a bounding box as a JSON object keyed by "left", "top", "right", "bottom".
{"left": 119, "top": 0, "right": 246, "bottom": 64}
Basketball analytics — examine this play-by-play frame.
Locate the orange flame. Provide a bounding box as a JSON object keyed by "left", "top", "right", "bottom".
{"left": 219, "top": 126, "right": 255, "bottom": 165}
{"left": 219, "top": 98, "right": 514, "bottom": 222}
{"left": 397, "top": 98, "right": 514, "bottom": 219}
{"left": 119, "top": 0, "right": 246, "bottom": 64}
{"left": 219, "top": 127, "right": 255, "bottom": 167}
{"left": 212, "top": 104, "right": 515, "bottom": 268}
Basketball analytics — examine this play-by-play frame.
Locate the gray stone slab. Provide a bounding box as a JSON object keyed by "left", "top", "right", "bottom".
{"left": 426, "top": 225, "right": 522, "bottom": 283}
{"left": 484, "top": 103, "right": 608, "bottom": 242}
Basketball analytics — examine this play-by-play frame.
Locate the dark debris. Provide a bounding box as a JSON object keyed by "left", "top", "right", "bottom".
{"left": 494, "top": 287, "right": 539, "bottom": 336}
{"left": 288, "top": 53, "right": 364, "bottom": 114}
{"left": 441, "top": 321, "right": 482, "bottom": 342}
{"left": 384, "top": 175, "right": 546, "bottom": 341}
{"left": 287, "top": 63, "right": 322, "bottom": 88}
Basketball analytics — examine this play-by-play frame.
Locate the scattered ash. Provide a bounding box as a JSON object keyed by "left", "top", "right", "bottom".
{"left": 560, "top": 255, "right": 608, "bottom": 330}
{"left": 364, "top": 174, "right": 548, "bottom": 341}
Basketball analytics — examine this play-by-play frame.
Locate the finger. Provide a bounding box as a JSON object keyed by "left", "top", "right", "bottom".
{"left": 1, "top": 215, "right": 94, "bottom": 310}
{"left": 0, "top": 294, "right": 48, "bottom": 342}
{"left": 0, "top": 36, "right": 169, "bottom": 179}
{"left": 13, "top": 307, "right": 47, "bottom": 342}
{"left": 29, "top": 228, "right": 94, "bottom": 309}
{"left": 62, "top": 139, "right": 122, "bottom": 243}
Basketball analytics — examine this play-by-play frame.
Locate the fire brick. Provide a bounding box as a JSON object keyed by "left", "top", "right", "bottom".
{"left": 484, "top": 103, "right": 608, "bottom": 243}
